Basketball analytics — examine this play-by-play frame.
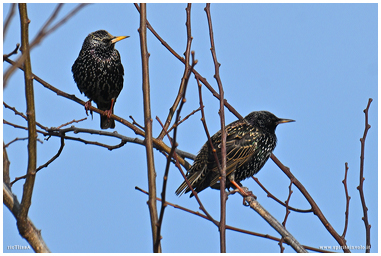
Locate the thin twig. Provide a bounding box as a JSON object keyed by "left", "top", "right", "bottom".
{"left": 4, "top": 101, "right": 48, "bottom": 130}
{"left": 136, "top": 186, "right": 329, "bottom": 253}
{"left": 358, "top": 98, "right": 372, "bottom": 252}
{"left": 156, "top": 8, "right": 196, "bottom": 247}
{"left": 56, "top": 117, "right": 87, "bottom": 129}
{"left": 204, "top": 3, "right": 227, "bottom": 252}
{"left": 157, "top": 115, "right": 218, "bottom": 227}
{"left": 3, "top": 3, "right": 16, "bottom": 39}
{"left": 167, "top": 107, "right": 201, "bottom": 134}
{"left": 3, "top": 56, "right": 191, "bottom": 170}
{"left": 341, "top": 162, "right": 350, "bottom": 238}
{"left": 11, "top": 137, "right": 65, "bottom": 186}
{"left": 30, "top": 4, "right": 89, "bottom": 49}
{"left": 271, "top": 154, "right": 350, "bottom": 252}
{"left": 3, "top": 43, "right": 20, "bottom": 59}
{"left": 129, "top": 115, "right": 145, "bottom": 130}
{"left": 4, "top": 4, "right": 89, "bottom": 87}
{"left": 279, "top": 179, "right": 293, "bottom": 252}
{"left": 252, "top": 177, "right": 312, "bottom": 213}
{"left": 4, "top": 137, "right": 29, "bottom": 148}
{"left": 133, "top": 3, "right": 242, "bottom": 121}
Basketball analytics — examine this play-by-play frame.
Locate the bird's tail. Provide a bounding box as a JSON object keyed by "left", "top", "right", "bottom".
{"left": 100, "top": 114, "right": 115, "bottom": 129}
{"left": 175, "top": 169, "right": 204, "bottom": 197}
{"left": 97, "top": 101, "right": 115, "bottom": 129}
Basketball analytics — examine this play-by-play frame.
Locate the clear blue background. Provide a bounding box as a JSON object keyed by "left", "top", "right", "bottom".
{"left": 3, "top": 3, "right": 378, "bottom": 253}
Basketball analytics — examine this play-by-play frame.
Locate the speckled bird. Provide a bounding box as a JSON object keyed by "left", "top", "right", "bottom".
{"left": 176, "top": 111, "right": 294, "bottom": 197}
{"left": 72, "top": 30, "right": 129, "bottom": 129}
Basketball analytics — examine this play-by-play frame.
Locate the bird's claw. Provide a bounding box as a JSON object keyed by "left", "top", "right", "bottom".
{"left": 104, "top": 109, "right": 112, "bottom": 119}
{"left": 241, "top": 188, "right": 256, "bottom": 206}
{"left": 84, "top": 101, "right": 93, "bottom": 118}
{"left": 226, "top": 188, "right": 239, "bottom": 196}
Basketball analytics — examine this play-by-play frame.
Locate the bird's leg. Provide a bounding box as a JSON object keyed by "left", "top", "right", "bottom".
{"left": 230, "top": 180, "right": 256, "bottom": 205}
{"left": 84, "top": 100, "right": 93, "bottom": 118}
{"left": 104, "top": 98, "right": 115, "bottom": 119}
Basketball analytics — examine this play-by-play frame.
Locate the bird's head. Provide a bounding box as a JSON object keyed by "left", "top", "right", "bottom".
{"left": 245, "top": 111, "right": 295, "bottom": 133}
{"left": 83, "top": 30, "right": 129, "bottom": 51}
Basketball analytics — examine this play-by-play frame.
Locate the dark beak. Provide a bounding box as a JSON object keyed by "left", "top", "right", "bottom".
{"left": 277, "top": 118, "right": 295, "bottom": 124}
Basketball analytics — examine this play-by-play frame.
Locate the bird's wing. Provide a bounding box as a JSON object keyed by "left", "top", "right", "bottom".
{"left": 208, "top": 123, "right": 262, "bottom": 186}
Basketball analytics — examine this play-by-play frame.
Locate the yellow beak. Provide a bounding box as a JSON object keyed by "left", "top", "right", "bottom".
{"left": 111, "top": 35, "right": 129, "bottom": 44}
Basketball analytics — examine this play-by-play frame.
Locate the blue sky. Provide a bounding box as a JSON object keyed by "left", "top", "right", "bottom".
{"left": 3, "top": 3, "right": 378, "bottom": 253}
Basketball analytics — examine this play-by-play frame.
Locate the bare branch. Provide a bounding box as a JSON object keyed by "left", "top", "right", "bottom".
{"left": 133, "top": 3, "right": 242, "bottom": 121}
{"left": 3, "top": 183, "right": 50, "bottom": 252}
{"left": 4, "top": 56, "right": 192, "bottom": 170}
{"left": 204, "top": 3, "right": 227, "bottom": 252}
{"left": 358, "top": 98, "right": 372, "bottom": 252}
{"left": 139, "top": 4, "right": 161, "bottom": 253}
{"left": 29, "top": 4, "right": 89, "bottom": 49}
{"left": 341, "top": 162, "right": 350, "bottom": 238}
{"left": 3, "top": 3, "right": 16, "bottom": 40}
{"left": 4, "top": 137, "right": 29, "bottom": 148}
{"left": 279, "top": 180, "right": 293, "bottom": 252}
{"left": 252, "top": 176, "right": 312, "bottom": 213}
{"left": 167, "top": 107, "right": 201, "bottom": 134}
{"left": 18, "top": 3, "right": 38, "bottom": 233}
{"left": 129, "top": 115, "right": 145, "bottom": 131}
{"left": 157, "top": 115, "right": 219, "bottom": 229}
{"left": 157, "top": 5, "right": 196, "bottom": 249}
{"left": 56, "top": 117, "right": 87, "bottom": 129}
{"left": 11, "top": 137, "right": 65, "bottom": 186}
{"left": 4, "top": 4, "right": 88, "bottom": 87}
{"left": 3, "top": 43, "right": 20, "bottom": 59}
{"left": 271, "top": 154, "right": 350, "bottom": 252}
{"left": 3, "top": 143, "right": 11, "bottom": 189}
{"left": 136, "top": 186, "right": 330, "bottom": 253}
{"left": 242, "top": 190, "right": 307, "bottom": 253}
{"left": 4, "top": 102, "right": 48, "bottom": 130}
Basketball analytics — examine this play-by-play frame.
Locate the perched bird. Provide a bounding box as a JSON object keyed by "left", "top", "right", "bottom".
{"left": 72, "top": 30, "right": 129, "bottom": 129}
{"left": 176, "top": 111, "right": 294, "bottom": 197}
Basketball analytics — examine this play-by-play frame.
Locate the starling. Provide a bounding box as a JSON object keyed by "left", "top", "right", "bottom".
{"left": 72, "top": 30, "right": 129, "bottom": 129}
{"left": 176, "top": 111, "right": 294, "bottom": 197}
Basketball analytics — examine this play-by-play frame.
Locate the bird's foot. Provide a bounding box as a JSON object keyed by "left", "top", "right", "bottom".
{"left": 240, "top": 187, "right": 256, "bottom": 206}
{"left": 84, "top": 100, "right": 93, "bottom": 118}
{"left": 226, "top": 188, "right": 239, "bottom": 196}
{"left": 104, "top": 109, "right": 112, "bottom": 119}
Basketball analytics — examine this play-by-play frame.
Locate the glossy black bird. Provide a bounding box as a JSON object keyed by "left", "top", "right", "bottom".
{"left": 176, "top": 111, "right": 294, "bottom": 197}
{"left": 72, "top": 30, "right": 129, "bottom": 129}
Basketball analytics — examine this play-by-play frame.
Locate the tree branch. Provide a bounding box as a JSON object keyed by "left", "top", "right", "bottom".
{"left": 136, "top": 186, "right": 330, "bottom": 252}
{"left": 3, "top": 3, "right": 16, "bottom": 40}
{"left": 243, "top": 190, "right": 307, "bottom": 253}
{"left": 4, "top": 4, "right": 88, "bottom": 88}
{"left": 341, "top": 162, "right": 350, "bottom": 238}
{"left": 139, "top": 4, "right": 161, "bottom": 253}
{"left": 3, "top": 56, "right": 192, "bottom": 170}
{"left": 156, "top": 4, "right": 195, "bottom": 251}
{"left": 252, "top": 176, "right": 312, "bottom": 213}
{"left": 4, "top": 183, "right": 50, "bottom": 252}
{"left": 358, "top": 98, "right": 372, "bottom": 252}
{"left": 17, "top": 3, "right": 38, "bottom": 237}
{"left": 271, "top": 154, "right": 350, "bottom": 252}
{"left": 204, "top": 3, "right": 227, "bottom": 252}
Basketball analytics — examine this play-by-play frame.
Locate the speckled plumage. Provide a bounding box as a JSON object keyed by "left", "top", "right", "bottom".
{"left": 176, "top": 111, "right": 294, "bottom": 197}
{"left": 72, "top": 30, "right": 128, "bottom": 129}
